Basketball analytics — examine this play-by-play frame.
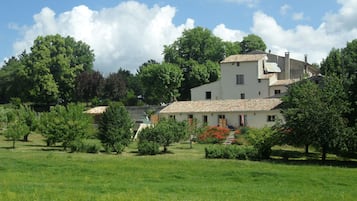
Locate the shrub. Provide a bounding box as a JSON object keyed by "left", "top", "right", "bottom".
{"left": 39, "top": 104, "right": 94, "bottom": 149}
{"left": 137, "top": 118, "right": 187, "bottom": 154}
{"left": 138, "top": 141, "right": 160, "bottom": 155}
{"left": 204, "top": 145, "right": 257, "bottom": 160}
{"left": 98, "top": 102, "right": 133, "bottom": 154}
{"left": 69, "top": 139, "right": 102, "bottom": 153}
{"left": 198, "top": 126, "right": 230, "bottom": 144}
{"left": 245, "top": 127, "right": 280, "bottom": 160}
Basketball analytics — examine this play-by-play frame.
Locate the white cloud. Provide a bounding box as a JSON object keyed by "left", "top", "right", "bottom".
{"left": 323, "top": 0, "right": 357, "bottom": 33}
{"left": 212, "top": 24, "right": 246, "bottom": 42}
{"left": 251, "top": 11, "right": 337, "bottom": 64}
{"left": 280, "top": 4, "right": 290, "bottom": 15}
{"left": 13, "top": 1, "right": 194, "bottom": 73}
{"left": 292, "top": 12, "right": 304, "bottom": 21}
{"left": 250, "top": 8, "right": 357, "bottom": 64}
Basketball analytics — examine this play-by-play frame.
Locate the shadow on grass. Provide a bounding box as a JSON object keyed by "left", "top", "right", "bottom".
{"left": 269, "top": 150, "right": 357, "bottom": 168}
{"left": 267, "top": 158, "right": 357, "bottom": 168}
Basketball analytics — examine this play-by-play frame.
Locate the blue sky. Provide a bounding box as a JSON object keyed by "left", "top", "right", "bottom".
{"left": 1, "top": 0, "right": 356, "bottom": 73}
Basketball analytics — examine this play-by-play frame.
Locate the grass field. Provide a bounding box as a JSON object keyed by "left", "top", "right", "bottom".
{"left": 1, "top": 134, "right": 357, "bottom": 201}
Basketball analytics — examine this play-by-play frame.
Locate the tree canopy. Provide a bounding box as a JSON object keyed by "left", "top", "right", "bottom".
{"left": 281, "top": 75, "right": 354, "bottom": 161}
{"left": 138, "top": 62, "right": 183, "bottom": 104}
{"left": 240, "top": 34, "right": 267, "bottom": 54}
{"left": 0, "top": 34, "right": 95, "bottom": 105}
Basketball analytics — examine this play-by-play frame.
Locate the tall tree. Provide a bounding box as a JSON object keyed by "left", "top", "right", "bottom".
{"left": 240, "top": 34, "right": 267, "bottom": 54}
{"left": 75, "top": 70, "right": 104, "bottom": 104}
{"left": 98, "top": 103, "right": 133, "bottom": 154}
{"left": 282, "top": 75, "right": 351, "bottom": 161}
{"left": 102, "top": 72, "right": 127, "bottom": 101}
{"left": 0, "top": 54, "right": 29, "bottom": 103}
{"left": 138, "top": 62, "right": 183, "bottom": 104}
{"left": 163, "top": 27, "right": 224, "bottom": 100}
{"left": 320, "top": 39, "right": 357, "bottom": 126}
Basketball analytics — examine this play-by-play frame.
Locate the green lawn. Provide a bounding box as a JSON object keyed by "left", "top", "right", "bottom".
{"left": 0, "top": 134, "right": 357, "bottom": 201}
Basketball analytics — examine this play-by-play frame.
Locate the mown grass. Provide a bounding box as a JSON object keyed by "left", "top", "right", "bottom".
{"left": 0, "top": 134, "right": 357, "bottom": 201}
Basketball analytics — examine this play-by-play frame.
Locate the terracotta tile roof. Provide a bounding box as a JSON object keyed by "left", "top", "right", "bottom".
{"left": 221, "top": 54, "right": 266, "bottom": 63}
{"left": 159, "top": 98, "right": 282, "bottom": 114}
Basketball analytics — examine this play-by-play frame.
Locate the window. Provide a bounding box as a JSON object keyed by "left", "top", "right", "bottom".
{"left": 240, "top": 93, "right": 245, "bottom": 99}
{"left": 169, "top": 115, "right": 176, "bottom": 120}
{"left": 267, "top": 115, "right": 276, "bottom": 122}
{"left": 239, "top": 114, "right": 247, "bottom": 127}
{"left": 236, "top": 74, "right": 244, "bottom": 85}
{"left": 274, "top": 90, "right": 281, "bottom": 95}
{"left": 203, "top": 115, "right": 208, "bottom": 124}
{"left": 205, "top": 91, "right": 212, "bottom": 100}
{"left": 188, "top": 114, "right": 193, "bottom": 119}
{"left": 218, "top": 115, "right": 225, "bottom": 119}
{"left": 258, "top": 79, "right": 261, "bottom": 83}
{"left": 236, "top": 62, "right": 240, "bottom": 66}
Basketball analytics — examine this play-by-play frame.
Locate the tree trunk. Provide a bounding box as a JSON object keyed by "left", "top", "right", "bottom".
{"left": 305, "top": 144, "right": 309, "bottom": 154}
{"left": 12, "top": 139, "right": 15, "bottom": 149}
{"left": 163, "top": 146, "right": 167, "bottom": 153}
{"left": 321, "top": 146, "right": 327, "bottom": 162}
{"left": 23, "top": 134, "right": 29, "bottom": 142}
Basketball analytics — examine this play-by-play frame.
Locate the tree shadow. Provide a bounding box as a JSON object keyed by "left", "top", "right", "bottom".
{"left": 269, "top": 149, "right": 357, "bottom": 168}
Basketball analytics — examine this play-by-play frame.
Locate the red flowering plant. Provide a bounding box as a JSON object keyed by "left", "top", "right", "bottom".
{"left": 198, "top": 126, "right": 230, "bottom": 144}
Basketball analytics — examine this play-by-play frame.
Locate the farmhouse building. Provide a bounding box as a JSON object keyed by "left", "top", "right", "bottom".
{"left": 191, "top": 52, "right": 318, "bottom": 101}
{"left": 159, "top": 51, "right": 318, "bottom": 128}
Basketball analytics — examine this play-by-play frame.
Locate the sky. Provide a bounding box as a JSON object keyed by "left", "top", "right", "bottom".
{"left": 0, "top": 0, "right": 356, "bottom": 73}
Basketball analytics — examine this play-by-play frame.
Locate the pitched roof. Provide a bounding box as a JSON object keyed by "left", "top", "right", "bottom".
{"left": 159, "top": 98, "right": 282, "bottom": 114}
{"left": 221, "top": 54, "right": 266, "bottom": 63}
{"left": 270, "top": 79, "right": 298, "bottom": 86}
{"left": 84, "top": 106, "right": 108, "bottom": 114}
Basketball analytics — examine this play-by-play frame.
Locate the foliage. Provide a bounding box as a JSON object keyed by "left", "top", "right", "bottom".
{"left": 4, "top": 121, "right": 29, "bottom": 149}
{"left": 198, "top": 126, "right": 230, "bottom": 144}
{"left": 245, "top": 127, "right": 280, "bottom": 159}
{"left": 69, "top": 139, "right": 102, "bottom": 153}
{"left": 204, "top": 145, "right": 257, "bottom": 160}
{"left": 0, "top": 34, "right": 94, "bottom": 105}
{"left": 240, "top": 34, "right": 267, "bottom": 53}
{"left": 0, "top": 53, "right": 29, "bottom": 103}
{"left": 137, "top": 118, "right": 188, "bottom": 154}
{"left": 98, "top": 102, "right": 133, "bottom": 154}
{"left": 281, "top": 75, "right": 351, "bottom": 161}
{"left": 74, "top": 70, "right": 104, "bottom": 104}
{"left": 138, "top": 62, "right": 183, "bottom": 104}
{"left": 163, "top": 27, "right": 225, "bottom": 100}
{"left": 2, "top": 104, "right": 38, "bottom": 147}
{"left": 163, "top": 27, "right": 225, "bottom": 64}
{"left": 320, "top": 39, "right": 357, "bottom": 125}
{"left": 137, "top": 140, "right": 160, "bottom": 155}
{"left": 102, "top": 71, "right": 127, "bottom": 101}
{"left": 39, "top": 104, "right": 94, "bottom": 149}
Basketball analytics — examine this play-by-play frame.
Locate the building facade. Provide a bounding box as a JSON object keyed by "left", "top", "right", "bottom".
{"left": 159, "top": 98, "right": 283, "bottom": 128}
{"left": 191, "top": 52, "right": 318, "bottom": 101}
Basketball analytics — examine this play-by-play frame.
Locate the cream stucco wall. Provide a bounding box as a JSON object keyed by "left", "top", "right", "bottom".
{"left": 191, "top": 80, "right": 221, "bottom": 101}
{"left": 159, "top": 110, "right": 283, "bottom": 128}
{"left": 191, "top": 58, "right": 283, "bottom": 100}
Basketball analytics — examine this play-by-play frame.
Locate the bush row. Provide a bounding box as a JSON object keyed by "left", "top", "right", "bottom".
{"left": 204, "top": 145, "right": 260, "bottom": 160}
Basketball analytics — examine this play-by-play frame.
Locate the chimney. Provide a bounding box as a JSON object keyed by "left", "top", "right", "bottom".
{"left": 285, "top": 52, "right": 290, "bottom": 79}
{"left": 304, "top": 54, "right": 308, "bottom": 63}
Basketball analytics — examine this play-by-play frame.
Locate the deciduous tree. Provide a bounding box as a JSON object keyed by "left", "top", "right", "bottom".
{"left": 98, "top": 103, "right": 133, "bottom": 154}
